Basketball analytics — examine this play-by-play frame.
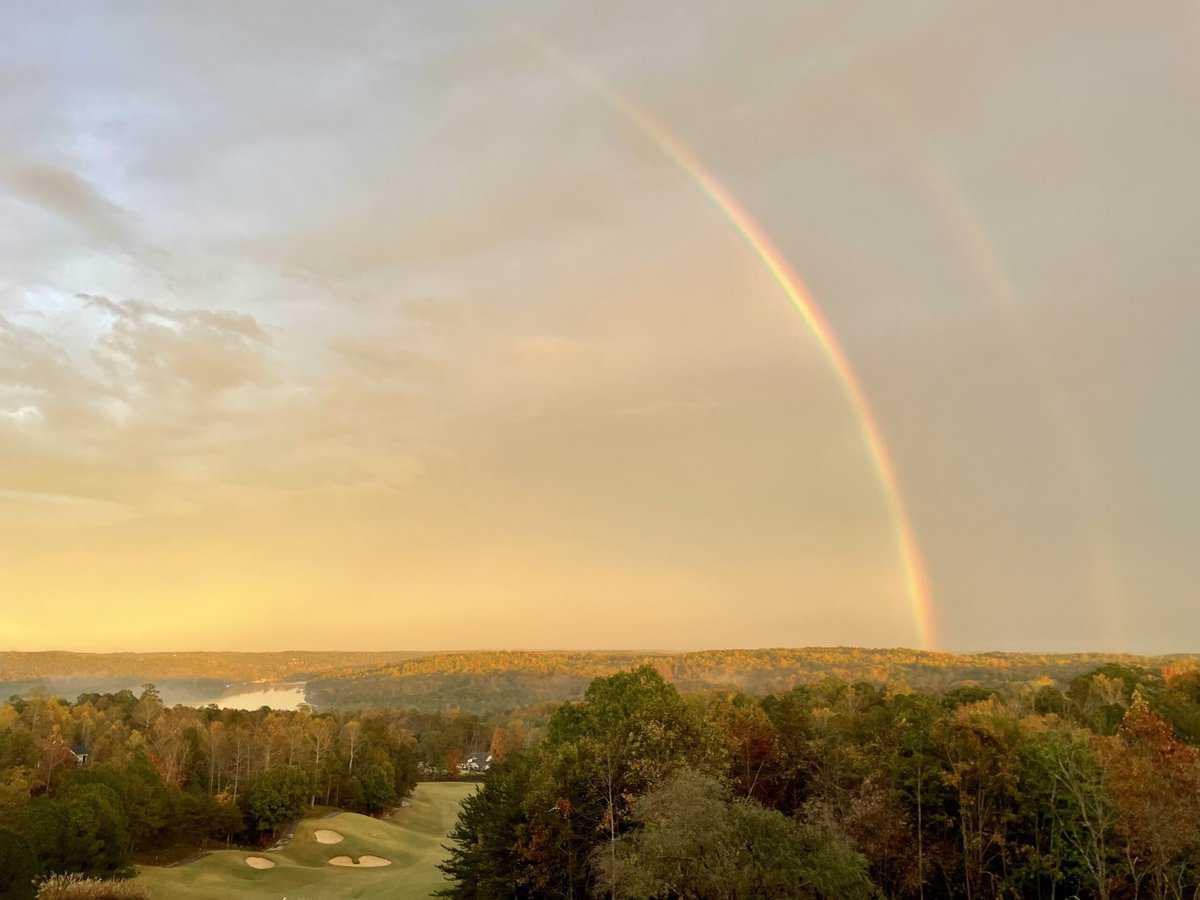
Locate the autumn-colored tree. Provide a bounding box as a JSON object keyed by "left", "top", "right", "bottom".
{"left": 936, "top": 700, "right": 1023, "bottom": 900}
{"left": 705, "top": 693, "right": 778, "bottom": 800}
{"left": 149, "top": 711, "right": 191, "bottom": 786}
{"left": 133, "top": 684, "right": 163, "bottom": 733}
{"left": 834, "top": 778, "right": 921, "bottom": 898}
{"left": 1100, "top": 693, "right": 1200, "bottom": 899}
{"left": 36, "top": 728, "right": 75, "bottom": 792}
{"left": 306, "top": 716, "right": 335, "bottom": 805}
{"left": 488, "top": 726, "right": 511, "bottom": 762}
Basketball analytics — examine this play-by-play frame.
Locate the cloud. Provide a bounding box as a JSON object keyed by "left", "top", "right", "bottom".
{"left": 0, "top": 1, "right": 1197, "bottom": 651}
{"left": 80, "top": 293, "right": 273, "bottom": 398}
{"left": 0, "top": 313, "right": 90, "bottom": 411}
{"left": 0, "top": 405, "right": 42, "bottom": 428}
{"left": 1, "top": 162, "right": 131, "bottom": 246}
{"left": 326, "top": 336, "right": 444, "bottom": 384}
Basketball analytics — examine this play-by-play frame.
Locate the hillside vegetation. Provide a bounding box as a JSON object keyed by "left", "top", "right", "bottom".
{"left": 7, "top": 648, "right": 1200, "bottom": 717}
{"left": 305, "top": 648, "right": 1200, "bottom": 713}
{"left": 6, "top": 655, "right": 1200, "bottom": 897}
{"left": 439, "top": 661, "right": 1200, "bottom": 899}
{"left": 0, "top": 651, "right": 429, "bottom": 684}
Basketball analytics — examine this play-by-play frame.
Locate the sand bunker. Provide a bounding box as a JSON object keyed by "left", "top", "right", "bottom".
{"left": 314, "top": 829, "right": 344, "bottom": 844}
{"left": 245, "top": 856, "right": 275, "bottom": 869}
{"left": 328, "top": 855, "right": 392, "bottom": 868}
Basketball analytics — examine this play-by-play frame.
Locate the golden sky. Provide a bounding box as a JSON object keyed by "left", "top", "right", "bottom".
{"left": 2, "top": 2, "right": 1199, "bottom": 652}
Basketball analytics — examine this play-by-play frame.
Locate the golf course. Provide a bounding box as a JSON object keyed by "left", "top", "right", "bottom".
{"left": 136, "top": 781, "right": 475, "bottom": 898}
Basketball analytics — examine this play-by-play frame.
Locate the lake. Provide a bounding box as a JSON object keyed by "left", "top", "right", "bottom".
{"left": 193, "top": 682, "right": 308, "bottom": 710}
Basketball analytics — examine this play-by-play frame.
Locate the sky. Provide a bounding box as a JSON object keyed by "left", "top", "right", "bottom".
{"left": 1, "top": 1, "right": 1198, "bottom": 653}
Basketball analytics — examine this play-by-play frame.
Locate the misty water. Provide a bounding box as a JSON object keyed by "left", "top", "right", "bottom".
{"left": 193, "top": 682, "right": 307, "bottom": 710}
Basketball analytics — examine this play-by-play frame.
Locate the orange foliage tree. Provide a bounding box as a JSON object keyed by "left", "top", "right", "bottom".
{"left": 1100, "top": 692, "right": 1200, "bottom": 899}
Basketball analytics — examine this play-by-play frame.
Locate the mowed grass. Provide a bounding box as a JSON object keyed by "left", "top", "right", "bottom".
{"left": 136, "top": 782, "right": 476, "bottom": 899}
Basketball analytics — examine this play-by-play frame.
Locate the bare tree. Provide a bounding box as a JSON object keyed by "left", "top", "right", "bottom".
{"left": 1050, "top": 730, "right": 1116, "bottom": 900}
{"left": 342, "top": 719, "right": 362, "bottom": 775}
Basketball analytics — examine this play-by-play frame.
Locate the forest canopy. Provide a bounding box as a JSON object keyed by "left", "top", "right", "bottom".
{"left": 439, "top": 661, "right": 1200, "bottom": 899}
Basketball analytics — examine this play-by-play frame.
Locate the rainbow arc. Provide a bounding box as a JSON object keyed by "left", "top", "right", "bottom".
{"left": 530, "top": 35, "right": 935, "bottom": 647}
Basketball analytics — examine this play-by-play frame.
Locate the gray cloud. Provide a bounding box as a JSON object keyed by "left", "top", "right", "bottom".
{"left": 1, "top": 163, "right": 130, "bottom": 244}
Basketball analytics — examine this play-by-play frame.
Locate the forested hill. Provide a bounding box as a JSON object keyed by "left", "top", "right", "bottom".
{"left": 6, "top": 648, "right": 1199, "bottom": 715}
{"left": 0, "top": 650, "right": 430, "bottom": 683}
{"left": 305, "top": 648, "right": 1200, "bottom": 713}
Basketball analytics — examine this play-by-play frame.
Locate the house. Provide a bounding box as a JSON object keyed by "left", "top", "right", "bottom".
{"left": 457, "top": 752, "right": 492, "bottom": 773}
{"left": 69, "top": 745, "right": 89, "bottom": 767}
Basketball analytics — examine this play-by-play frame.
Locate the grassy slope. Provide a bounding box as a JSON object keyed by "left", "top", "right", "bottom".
{"left": 136, "top": 782, "right": 475, "bottom": 899}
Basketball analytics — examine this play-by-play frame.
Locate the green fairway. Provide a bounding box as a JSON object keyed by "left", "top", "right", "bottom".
{"left": 136, "top": 782, "right": 476, "bottom": 899}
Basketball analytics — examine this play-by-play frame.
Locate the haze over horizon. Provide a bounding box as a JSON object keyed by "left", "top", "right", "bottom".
{"left": 3, "top": 2, "right": 1198, "bottom": 654}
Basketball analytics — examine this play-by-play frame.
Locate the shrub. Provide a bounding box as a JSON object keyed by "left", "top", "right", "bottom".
{"left": 36, "top": 874, "right": 149, "bottom": 899}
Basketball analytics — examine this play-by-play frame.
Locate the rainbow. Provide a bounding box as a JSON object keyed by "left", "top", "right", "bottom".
{"left": 530, "top": 36, "right": 936, "bottom": 648}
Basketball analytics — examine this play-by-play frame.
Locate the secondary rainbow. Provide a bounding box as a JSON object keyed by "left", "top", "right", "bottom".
{"left": 531, "top": 35, "right": 936, "bottom": 648}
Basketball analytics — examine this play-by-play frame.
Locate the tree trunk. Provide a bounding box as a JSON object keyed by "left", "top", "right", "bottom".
{"left": 607, "top": 747, "right": 617, "bottom": 900}
{"left": 917, "top": 764, "right": 925, "bottom": 900}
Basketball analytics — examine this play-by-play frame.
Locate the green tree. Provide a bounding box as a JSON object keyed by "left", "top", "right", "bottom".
{"left": 596, "top": 769, "right": 874, "bottom": 899}
{"left": 438, "top": 756, "right": 534, "bottom": 898}
{"left": 72, "top": 754, "right": 173, "bottom": 854}
{"left": 544, "top": 665, "right": 708, "bottom": 896}
{"left": 358, "top": 755, "right": 397, "bottom": 814}
{"left": 1034, "top": 725, "right": 1116, "bottom": 900}
{"left": 245, "top": 767, "right": 309, "bottom": 836}
{"left": 61, "top": 784, "right": 130, "bottom": 875}
{"left": 22, "top": 784, "right": 130, "bottom": 878}
{"left": 176, "top": 791, "right": 244, "bottom": 846}
{"left": 0, "top": 827, "right": 38, "bottom": 900}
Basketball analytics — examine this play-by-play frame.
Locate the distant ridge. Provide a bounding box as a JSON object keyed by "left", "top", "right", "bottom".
{"left": 0, "top": 650, "right": 432, "bottom": 683}
{"left": 5, "top": 648, "right": 1196, "bottom": 715}
{"left": 304, "top": 647, "right": 1200, "bottom": 714}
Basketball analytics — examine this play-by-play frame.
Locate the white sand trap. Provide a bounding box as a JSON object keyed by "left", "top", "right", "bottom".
{"left": 245, "top": 856, "right": 275, "bottom": 869}
{"left": 328, "top": 855, "right": 392, "bottom": 868}
{"left": 314, "top": 829, "right": 344, "bottom": 844}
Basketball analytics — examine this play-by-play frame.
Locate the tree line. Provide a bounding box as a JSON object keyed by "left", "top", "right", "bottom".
{"left": 306, "top": 648, "right": 1200, "bottom": 714}
{"left": 440, "top": 662, "right": 1200, "bottom": 899}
